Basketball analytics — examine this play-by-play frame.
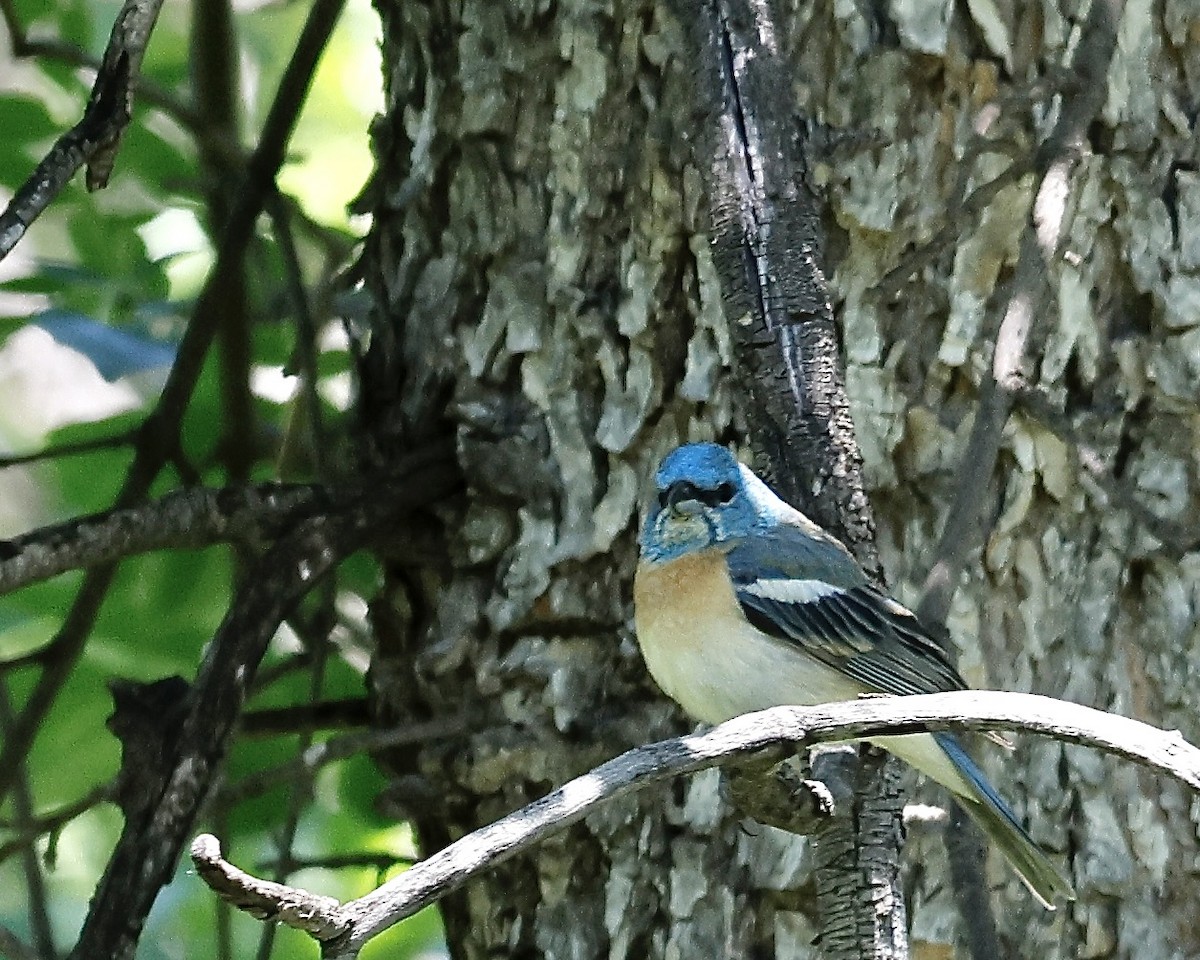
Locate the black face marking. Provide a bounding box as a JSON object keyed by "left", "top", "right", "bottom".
{"left": 662, "top": 479, "right": 737, "bottom": 511}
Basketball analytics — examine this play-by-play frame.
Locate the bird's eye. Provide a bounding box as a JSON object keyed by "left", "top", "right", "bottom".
{"left": 660, "top": 479, "right": 735, "bottom": 512}
{"left": 662, "top": 480, "right": 701, "bottom": 511}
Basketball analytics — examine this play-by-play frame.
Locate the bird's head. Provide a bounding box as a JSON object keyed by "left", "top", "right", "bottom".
{"left": 640, "top": 443, "right": 787, "bottom": 563}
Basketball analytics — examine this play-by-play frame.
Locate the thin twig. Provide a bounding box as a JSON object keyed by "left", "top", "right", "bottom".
{"left": 192, "top": 0, "right": 255, "bottom": 491}
{"left": 267, "top": 190, "right": 329, "bottom": 477}
{"left": 193, "top": 692, "right": 1200, "bottom": 959}
{"left": 0, "top": 682, "right": 55, "bottom": 957}
{"left": 249, "top": 651, "right": 315, "bottom": 694}
{"left": 0, "top": 0, "right": 169, "bottom": 260}
{"left": 0, "top": 429, "right": 138, "bottom": 472}
{"left": 0, "top": 572, "right": 118, "bottom": 809}
{"left": 0, "top": 0, "right": 198, "bottom": 126}
{"left": 916, "top": 0, "right": 1124, "bottom": 628}
{"left": 220, "top": 716, "right": 468, "bottom": 805}
{"left": 874, "top": 160, "right": 1031, "bottom": 302}
{"left": 0, "top": 782, "right": 117, "bottom": 865}
{"left": 0, "top": 482, "right": 325, "bottom": 601}
{"left": 911, "top": 5, "right": 1123, "bottom": 953}
{"left": 84, "top": 0, "right": 169, "bottom": 189}
{"left": 253, "top": 582, "right": 335, "bottom": 960}
{"left": 240, "top": 697, "right": 371, "bottom": 736}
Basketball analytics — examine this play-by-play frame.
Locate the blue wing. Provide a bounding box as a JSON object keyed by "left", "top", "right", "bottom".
{"left": 726, "top": 525, "right": 966, "bottom": 696}
{"left": 726, "top": 525, "right": 1074, "bottom": 905}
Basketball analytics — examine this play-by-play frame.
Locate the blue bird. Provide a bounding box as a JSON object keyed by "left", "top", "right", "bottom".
{"left": 634, "top": 442, "right": 1074, "bottom": 907}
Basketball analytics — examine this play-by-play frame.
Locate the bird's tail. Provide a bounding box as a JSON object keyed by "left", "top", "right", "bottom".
{"left": 934, "top": 732, "right": 1075, "bottom": 909}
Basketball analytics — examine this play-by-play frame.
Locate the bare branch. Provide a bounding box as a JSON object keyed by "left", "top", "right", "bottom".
{"left": 696, "top": 0, "right": 899, "bottom": 952}
{"left": 8, "top": 35, "right": 198, "bottom": 128}
{"left": 906, "top": 6, "right": 1123, "bottom": 950}
{"left": 0, "top": 483, "right": 325, "bottom": 599}
{"left": 0, "top": 0, "right": 256, "bottom": 151}
{"left": 267, "top": 190, "right": 329, "bottom": 478}
{"left": 917, "top": 0, "right": 1122, "bottom": 629}
{"left": 700, "top": 0, "right": 881, "bottom": 569}
{"left": 0, "top": 782, "right": 116, "bottom": 865}
{"left": 220, "top": 716, "right": 468, "bottom": 805}
{"left": 240, "top": 698, "right": 371, "bottom": 736}
{"left": 0, "top": 0, "right": 168, "bottom": 260}
{"left": 0, "top": 429, "right": 138, "bottom": 472}
{"left": 192, "top": 834, "right": 346, "bottom": 938}
{"left": 254, "top": 559, "right": 332, "bottom": 960}
{"left": 191, "top": 691, "right": 1200, "bottom": 959}
{"left": 874, "top": 159, "right": 1032, "bottom": 303}
{"left": 84, "top": 0, "right": 169, "bottom": 190}
{"left": 0, "top": 682, "right": 55, "bottom": 957}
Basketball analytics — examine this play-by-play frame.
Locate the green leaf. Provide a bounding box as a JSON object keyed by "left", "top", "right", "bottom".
{"left": 17, "top": 655, "right": 122, "bottom": 804}
{"left": 51, "top": 446, "right": 134, "bottom": 517}
{"left": 361, "top": 905, "right": 445, "bottom": 960}
{"left": 119, "top": 122, "right": 198, "bottom": 199}
{"left": 90, "top": 547, "right": 231, "bottom": 678}
{"left": 43, "top": 409, "right": 145, "bottom": 450}
{"left": 179, "top": 352, "right": 224, "bottom": 466}
{"left": 67, "top": 209, "right": 153, "bottom": 281}
{"left": 0, "top": 95, "right": 59, "bottom": 184}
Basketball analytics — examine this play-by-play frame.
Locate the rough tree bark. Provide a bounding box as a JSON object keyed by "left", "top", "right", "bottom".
{"left": 695, "top": 1, "right": 905, "bottom": 956}
{"left": 359, "top": 1, "right": 1200, "bottom": 958}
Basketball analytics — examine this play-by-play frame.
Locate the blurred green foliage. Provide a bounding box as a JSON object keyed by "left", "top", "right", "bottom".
{"left": 0, "top": 1, "right": 442, "bottom": 956}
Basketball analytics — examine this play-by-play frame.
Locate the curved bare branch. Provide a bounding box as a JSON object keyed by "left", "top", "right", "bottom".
{"left": 192, "top": 691, "right": 1200, "bottom": 959}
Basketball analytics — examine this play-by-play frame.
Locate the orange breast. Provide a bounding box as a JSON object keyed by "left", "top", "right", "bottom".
{"left": 633, "top": 547, "right": 863, "bottom": 723}
{"left": 632, "top": 550, "right": 753, "bottom": 720}
{"left": 633, "top": 550, "right": 742, "bottom": 653}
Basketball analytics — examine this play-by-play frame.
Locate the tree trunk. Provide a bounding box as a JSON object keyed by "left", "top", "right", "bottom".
{"left": 361, "top": 0, "right": 1200, "bottom": 957}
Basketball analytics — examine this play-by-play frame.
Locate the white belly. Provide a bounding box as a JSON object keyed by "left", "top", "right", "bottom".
{"left": 633, "top": 551, "right": 975, "bottom": 799}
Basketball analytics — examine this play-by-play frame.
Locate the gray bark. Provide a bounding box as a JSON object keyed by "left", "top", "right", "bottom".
{"left": 695, "top": 2, "right": 905, "bottom": 955}
{"left": 361, "top": 0, "right": 1200, "bottom": 958}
